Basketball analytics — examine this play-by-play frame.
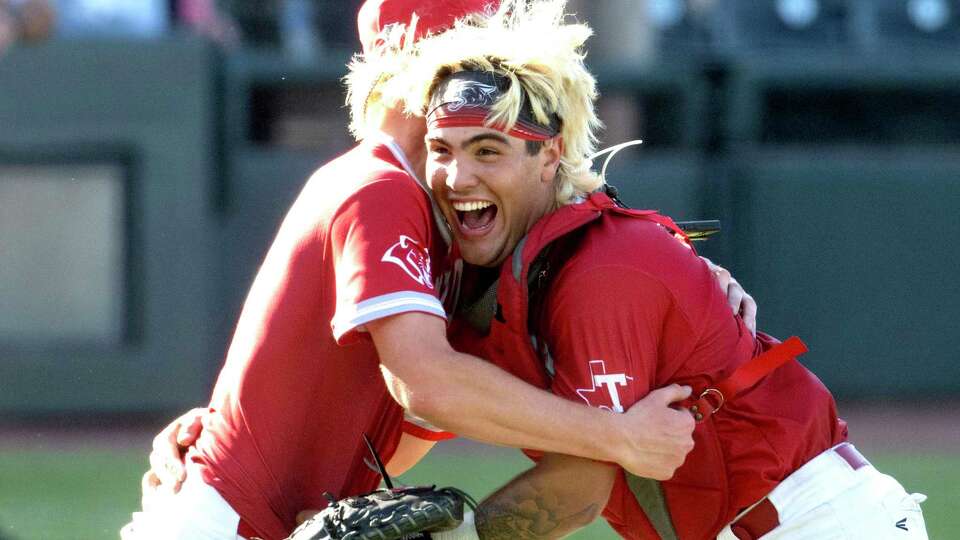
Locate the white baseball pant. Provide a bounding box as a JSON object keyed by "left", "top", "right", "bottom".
{"left": 717, "top": 443, "right": 927, "bottom": 540}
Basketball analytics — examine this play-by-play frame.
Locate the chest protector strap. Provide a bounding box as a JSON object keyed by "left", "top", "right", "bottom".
{"left": 681, "top": 336, "right": 808, "bottom": 423}
{"left": 626, "top": 474, "right": 680, "bottom": 540}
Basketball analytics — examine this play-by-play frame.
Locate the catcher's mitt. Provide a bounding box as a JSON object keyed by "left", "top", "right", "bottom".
{"left": 287, "top": 485, "right": 476, "bottom": 540}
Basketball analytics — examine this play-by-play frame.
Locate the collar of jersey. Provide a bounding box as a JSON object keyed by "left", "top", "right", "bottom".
{"left": 373, "top": 131, "right": 453, "bottom": 249}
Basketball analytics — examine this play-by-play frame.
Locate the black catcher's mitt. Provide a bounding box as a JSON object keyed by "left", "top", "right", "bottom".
{"left": 286, "top": 485, "right": 476, "bottom": 540}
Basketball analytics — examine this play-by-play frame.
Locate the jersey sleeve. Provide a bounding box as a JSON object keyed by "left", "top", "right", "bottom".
{"left": 329, "top": 175, "right": 446, "bottom": 343}
{"left": 541, "top": 264, "right": 689, "bottom": 413}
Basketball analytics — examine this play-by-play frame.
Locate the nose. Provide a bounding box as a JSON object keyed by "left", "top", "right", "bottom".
{"left": 442, "top": 159, "right": 478, "bottom": 192}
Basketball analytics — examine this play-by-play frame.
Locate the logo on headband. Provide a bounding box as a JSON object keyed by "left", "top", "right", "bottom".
{"left": 427, "top": 70, "right": 561, "bottom": 141}
{"left": 442, "top": 80, "right": 499, "bottom": 112}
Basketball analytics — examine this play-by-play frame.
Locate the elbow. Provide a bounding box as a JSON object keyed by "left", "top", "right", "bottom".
{"left": 380, "top": 362, "right": 449, "bottom": 421}
{"left": 401, "top": 391, "right": 433, "bottom": 420}
{"left": 401, "top": 381, "right": 455, "bottom": 426}
{"left": 380, "top": 363, "right": 453, "bottom": 425}
{"left": 377, "top": 341, "right": 462, "bottom": 428}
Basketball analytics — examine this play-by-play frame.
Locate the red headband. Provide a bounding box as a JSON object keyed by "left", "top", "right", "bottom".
{"left": 426, "top": 71, "right": 561, "bottom": 141}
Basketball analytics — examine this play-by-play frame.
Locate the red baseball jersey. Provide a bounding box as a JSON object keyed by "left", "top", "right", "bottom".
{"left": 454, "top": 195, "right": 846, "bottom": 539}
{"left": 190, "top": 137, "right": 457, "bottom": 540}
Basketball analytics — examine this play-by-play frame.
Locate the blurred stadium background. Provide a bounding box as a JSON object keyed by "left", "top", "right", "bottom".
{"left": 1, "top": 0, "right": 958, "bottom": 538}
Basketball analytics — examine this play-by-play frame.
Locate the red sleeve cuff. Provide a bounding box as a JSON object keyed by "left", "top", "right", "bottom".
{"left": 402, "top": 420, "right": 457, "bottom": 441}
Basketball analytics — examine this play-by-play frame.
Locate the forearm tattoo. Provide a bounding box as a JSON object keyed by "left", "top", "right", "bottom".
{"left": 475, "top": 477, "right": 600, "bottom": 540}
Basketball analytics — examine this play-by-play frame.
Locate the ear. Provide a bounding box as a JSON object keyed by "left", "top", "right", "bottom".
{"left": 540, "top": 136, "right": 564, "bottom": 184}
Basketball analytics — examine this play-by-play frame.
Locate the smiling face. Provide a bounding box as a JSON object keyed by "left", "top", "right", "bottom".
{"left": 426, "top": 126, "right": 561, "bottom": 267}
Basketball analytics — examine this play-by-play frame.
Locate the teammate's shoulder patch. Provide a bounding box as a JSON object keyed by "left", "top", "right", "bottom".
{"left": 382, "top": 235, "right": 434, "bottom": 289}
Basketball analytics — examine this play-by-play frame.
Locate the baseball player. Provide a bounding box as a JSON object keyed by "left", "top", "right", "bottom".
{"left": 388, "top": 2, "right": 929, "bottom": 538}
{"left": 122, "top": 2, "right": 761, "bottom": 539}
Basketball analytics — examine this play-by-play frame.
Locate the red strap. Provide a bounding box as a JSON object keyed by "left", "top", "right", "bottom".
{"left": 718, "top": 336, "right": 807, "bottom": 400}
{"left": 644, "top": 213, "right": 693, "bottom": 246}
{"left": 584, "top": 192, "right": 693, "bottom": 247}
{"left": 685, "top": 336, "right": 808, "bottom": 422}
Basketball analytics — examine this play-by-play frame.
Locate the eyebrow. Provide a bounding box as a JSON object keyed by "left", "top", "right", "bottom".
{"left": 426, "top": 132, "right": 511, "bottom": 149}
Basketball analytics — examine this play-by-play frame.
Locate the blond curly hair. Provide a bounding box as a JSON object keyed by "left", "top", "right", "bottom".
{"left": 399, "top": 0, "right": 603, "bottom": 206}
{"left": 342, "top": 20, "right": 421, "bottom": 141}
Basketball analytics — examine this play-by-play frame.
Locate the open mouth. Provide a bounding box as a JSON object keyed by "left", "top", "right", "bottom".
{"left": 453, "top": 200, "right": 498, "bottom": 233}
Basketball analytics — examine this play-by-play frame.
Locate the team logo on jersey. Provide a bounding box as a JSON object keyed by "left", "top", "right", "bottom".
{"left": 575, "top": 360, "right": 633, "bottom": 413}
{"left": 382, "top": 235, "right": 434, "bottom": 289}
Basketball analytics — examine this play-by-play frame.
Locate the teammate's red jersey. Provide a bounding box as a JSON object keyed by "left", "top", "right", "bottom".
{"left": 454, "top": 194, "right": 846, "bottom": 539}
{"left": 190, "top": 137, "right": 457, "bottom": 540}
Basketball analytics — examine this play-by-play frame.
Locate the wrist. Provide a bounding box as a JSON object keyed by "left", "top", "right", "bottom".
{"left": 591, "top": 407, "right": 627, "bottom": 465}
{"left": 432, "top": 510, "right": 479, "bottom": 540}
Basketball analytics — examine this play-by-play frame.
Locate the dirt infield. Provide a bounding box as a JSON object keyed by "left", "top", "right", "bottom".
{"left": 834, "top": 400, "right": 960, "bottom": 454}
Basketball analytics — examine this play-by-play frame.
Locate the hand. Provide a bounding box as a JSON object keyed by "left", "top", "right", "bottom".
{"left": 615, "top": 385, "right": 696, "bottom": 480}
{"left": 701, "top": 257, "right": 757, "bottom": 336}
{"left": 146, "top": 407, "right": 208, "bottom": 495}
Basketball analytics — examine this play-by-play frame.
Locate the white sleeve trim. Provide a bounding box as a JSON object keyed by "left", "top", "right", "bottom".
{"left": 332, "top": 291, "right": 446, "bottom": 341}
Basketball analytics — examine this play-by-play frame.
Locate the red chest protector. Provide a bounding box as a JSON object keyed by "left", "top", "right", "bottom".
{"left": 453, "top": 192, "right": 807, "bottom": 540}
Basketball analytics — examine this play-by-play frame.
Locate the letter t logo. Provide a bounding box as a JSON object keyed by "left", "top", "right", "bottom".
{"left": 594, "top": 373, "right": 628, "bottom": 413}
{"left": 576, "top": 360, "right": 633, "bottom": 413}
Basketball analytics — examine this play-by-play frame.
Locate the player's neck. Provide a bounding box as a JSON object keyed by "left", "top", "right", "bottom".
{"left": 379, "top": 108, "right": 428, "bottom": 178}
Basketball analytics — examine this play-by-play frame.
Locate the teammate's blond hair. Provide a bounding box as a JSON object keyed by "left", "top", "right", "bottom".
{"left": 343, "top": 21, "right": 420, "bottom": 141}
{"left": 402, "top": 0, "right": 603, "bottom": 205}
